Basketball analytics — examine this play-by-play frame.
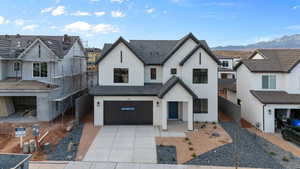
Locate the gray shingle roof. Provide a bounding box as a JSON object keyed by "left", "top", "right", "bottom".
{"left": 89, "top": 76, "right": 198, "bottom": 98}
{"left": 89, "top": 83, "right": 163, "bottom": 96}
{"left": 235, "top": 49, "right": 300, "bottom": 73}
{"left": 250, "top": 90, "right": 300, "bottom": 104}
{"left": 97, "top": 33, "right": 216, "bottom": 65}
{"left": 0, "top": 35, "right": 80, "bottom": 58}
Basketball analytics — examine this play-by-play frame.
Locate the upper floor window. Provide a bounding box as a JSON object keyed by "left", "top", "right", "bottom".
{"left": 33, "top": 62, "right": 47, "bottom": 77}
{"left": 262, "top": 75, "right": 276, "bottom": 89}
{"left": 114, "top": 68, "right": 128, "bottom": 83}
{"left": 14, "top": 62, "right": 21, "bottom": 71}
{"left": 170, "top": 68, "right": 177, "bottom": 75}
{"left": 150, "top": 68, "right": 156, "bottom": 80}
{"left": 120, "top": 51, "right": 123, "bottom": 63}
{"left": 199, "top": 52, "right": 201, "bottom": 64}
{"left": 193, "top": 99, "right": 208, "bottom": 114}
{"left": 193, "top": 69, "right": 208, "bottom": 84}
{"left": 221, "top": 61, "right": 229, "bottom": 68}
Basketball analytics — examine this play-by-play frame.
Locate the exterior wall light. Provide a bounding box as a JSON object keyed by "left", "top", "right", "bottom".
{"left": 156, "top": 101, "right": 159, "bottom": 107}
{"left": 268, "top": 109, "right": 272, "bottom": 115}
{"left": 97, "top": 101, "right": 100, "bottom": 107}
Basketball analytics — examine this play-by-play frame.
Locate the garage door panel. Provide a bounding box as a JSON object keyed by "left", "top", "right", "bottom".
{"left": 104, "top": 101, "right": 153, "bottom": 125}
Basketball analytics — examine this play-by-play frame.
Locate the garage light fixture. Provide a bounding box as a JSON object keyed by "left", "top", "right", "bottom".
{"left": 97, "top": 101, "right": 100, "bottom": 107}
{"left": 268, "top": 109, "right": 272, "bottom": 115}
{"left": 156, "top": 101, "right": 159, "bottom": 107}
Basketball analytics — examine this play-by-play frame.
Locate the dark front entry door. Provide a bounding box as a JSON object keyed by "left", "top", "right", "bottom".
{"left": 168, "top": 102, "right": 178, "bottom": 119}
{"left": 104, "top": 101, "right": 153, "bottom": 125}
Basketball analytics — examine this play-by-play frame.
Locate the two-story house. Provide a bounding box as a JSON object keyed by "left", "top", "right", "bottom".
{"left": 235, "top": 49, "right": 300, "bottom": 133}
{"left": 0, "top": 35, "right": 87, "bottom": 122}
{"left": 90, "top": 33, "right": 220, "bottom": 131}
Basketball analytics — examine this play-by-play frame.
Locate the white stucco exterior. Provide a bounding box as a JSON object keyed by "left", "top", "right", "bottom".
{"left": 94, "top": 35, "right": 219, "bottom": 131}
{"left": 237, "top": 53, "right": 300, "bottom": 133}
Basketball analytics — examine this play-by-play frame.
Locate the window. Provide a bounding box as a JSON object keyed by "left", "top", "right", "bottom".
{"left": 114, "top": 68, "right": 128, "bottom": 83}
{"left": 193, "top": 99, "right": 208, "bottom": 113}
{"left": 120, "top": 51, "right": 123, "bottom": 63}
{"left": 237, "top": 99, "right": 241, "bottom": 105}
{"left": 262, "top": 75, "right": 276, "bottom": 89}
{"left": 14, "top": 62, "right": 20, "bottom": 71}
{"left": 150, "top": 68, "right": 156, "bottom": 80}
{"left": 199, "top": 52, "right": 201, "bottom": 64}
{"left": 193, "top": 69, "right": 208, "bottom": 84}
{"left": 221, "top": 61, "right": 229, "bottom": 68}
{"left": 33, "top": 62, "right": 48, "bottom": 77}
{"left": 170, "top": 68, "right": 177, "bottom": 75}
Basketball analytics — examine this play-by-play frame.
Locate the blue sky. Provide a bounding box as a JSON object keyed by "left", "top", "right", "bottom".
{"left": 0, "top": 0, "right": 299, "bottom": 48}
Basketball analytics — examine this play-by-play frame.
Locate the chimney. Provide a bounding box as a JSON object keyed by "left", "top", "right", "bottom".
{"left": 63, "top": 34, "right": 71, "bottom": 44}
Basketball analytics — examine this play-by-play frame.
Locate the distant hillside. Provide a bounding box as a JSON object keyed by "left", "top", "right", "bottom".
{"left": 213, "top": 34, "right": 300, "bottom": 50}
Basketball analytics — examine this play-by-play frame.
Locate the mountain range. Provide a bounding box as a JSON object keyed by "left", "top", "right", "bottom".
{"left": 212, "top": 34, "right": 300, "bottom": 50}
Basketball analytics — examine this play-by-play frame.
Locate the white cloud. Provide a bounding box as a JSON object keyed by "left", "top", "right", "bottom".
{"left": 41, "top": 7, "right": 54, "bottom": 13}
{"left": 14, "top": 19, "right": 25, "bottom": 26}
{"left": 71, "top": 11, "right": 91, "bottom": 16}
{"left": 146, "top": 8, "right": 155, "bottom": 14}
{"left": 63, "top": 21, "right": 119, "bottom": 35}
{"left": 95, "top": 11, "right": 106, "bottom": 16}
{"left": 52, "top": 6, "right": 66, "bottom": 16}
{"left": 0, "top": 16, "right": 8, "bottom": 25}
{"left": 92, "top": 24, "right": 119, "bottom": 33}
{"left": 170, "top": 0, "right": 182, "bottom": 4}
{"left": 111, "top": 11, "right": 125, "bottom": 17}
{"left": 255, "top": 37, "right": 273, "bottom": 43}
{"left": 50, "top": 25, "right": 59, "bottom": 29}
{"left": 163, "top": 10, "right": 168, "bottom": 14}
{"left": 90, "top": 0, "right": 100, "bottom": 2}
{"left": 22, "top": 24, "right": 39, "bottom": 31}
{"left": 286, "top": 25, "right": 300, "bottom": 30}
{"left": 111, "top": 0, "right": 126, "bottom": 3}
{"left": 64, "top": 21, "right": 92, "bottom": 32}
{"left": 293, "top": 5, "right": 300, "bottom": 10}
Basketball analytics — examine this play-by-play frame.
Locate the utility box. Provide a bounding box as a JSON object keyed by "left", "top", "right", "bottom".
{"left": 0, "top": 153, "right": 31, "bottom": 169}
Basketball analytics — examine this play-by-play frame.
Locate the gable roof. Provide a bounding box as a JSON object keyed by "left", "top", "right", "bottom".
{"left": 96, "top": 37, "right": 145, "bottom": 64}
{"left": 213, "top": 50, "right": 253, "bottom": 59}
{"left": 96, "top": 33, "right": 214, "bottom": 65}
{"left": 179, "top": 43, "right": 221, "bottom": 65}
{"left": 234, "top": 49, "right": 300, "bottom": 73}
{"left": 157, "top": 76, "right": 198, "bottom": 98}
{"left": 0, "top": 35, "right": 80, "bottom": 59}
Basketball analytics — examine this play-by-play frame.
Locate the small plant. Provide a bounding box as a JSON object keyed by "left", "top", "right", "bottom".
{"left": 212, "top": 121, "right": 216, "bottom": 125}
{"left": 172, "top": 157, "right": 176, "bottom": 161}
{"left": 189, "top": 147, "right": 194, "bottom": 151}
{"left": 282, "top": 156, "right": 290, "bottom": 162}
{"left": 191, "top": 153, "right": 197, "bottom": 158}
{"left": 188, "top": 141, "right": 192, "bottom": 145}
{"left": 269, "top": 152, "right": 276, "bottom": 156}
{"left": 213, "top": 126, "right": 217, "bottom": 129}
{"left": 185, "top": 137, "right": 189, "bottom": 141}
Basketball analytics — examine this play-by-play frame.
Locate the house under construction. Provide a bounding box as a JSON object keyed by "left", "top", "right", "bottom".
{"left": 0, "top": 34, "right": 87, "bottom": 122}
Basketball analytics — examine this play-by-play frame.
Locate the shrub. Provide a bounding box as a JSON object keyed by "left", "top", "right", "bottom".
{"left": 269, "top": 152, "right": 276, "bottom": 156}
{"left": 212, "top": 121, "right": 216, "bottom": 125}
{"left": 189, "top": 147, "right": 194, "bottom": 151}
{"left": 185, "top": 137, "right": 189, "bottom": 141}
{"left": 191, "top": 153, "right": 197, "bottom": 158}
{"left": 213, "top": 126, "right": 217, "bottom": 129}
{"left": 282, "top": 156, "right": 290, "bottom": 162}
{"left": 188, "top": 141, "right": 192, "bottom": 145}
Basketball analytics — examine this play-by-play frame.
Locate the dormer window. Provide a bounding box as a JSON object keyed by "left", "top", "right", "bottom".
{"left": 221, "top": 61, "right": 229, "bottom": 68}
{"left": 150, "top": 68, "right": 156, "bottom": 80}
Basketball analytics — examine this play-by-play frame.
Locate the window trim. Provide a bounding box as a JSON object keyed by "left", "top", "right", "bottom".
{"left": 13, "top": 62, "right": 21, "bottom": 71}
{"left": 170, "top": 68, "right": 177, "bottom": 75}
{"left": 113, "top": 68, "right": 129, "bottom": 83}
{"left": 32, "top": 62, "right": 48, "bottom": 78}
{"left": 262, "top": 75, "right": 276, "bottom": 89}
{"left": 193, "top": 69, "right": 208, "bottom": 84}
{"left": 150, "top": 68, "right": 157, "bottom": 80}
{"left": 193, "top": 99, "right": 208, "bottom": 114}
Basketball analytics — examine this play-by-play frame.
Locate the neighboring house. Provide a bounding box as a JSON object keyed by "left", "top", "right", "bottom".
{"left": 90, "top": 33, "right": 220, "bottom": 130}
{"left": 0, "top": 34, "right": 87, "bottom": 121}
{"left": 86, "top": 48, "right": 101, "bottom": 87}
{"left": 235, "top": 49, "right": 300, "bottom": 133}
{"left": 213, "top": 50, "right": 252, "bottom": 79}
{"left": 218, "top": 79, "right": 237, "bottom": 104}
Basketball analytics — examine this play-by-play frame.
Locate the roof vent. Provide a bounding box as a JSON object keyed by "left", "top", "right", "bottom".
{"left": 5, "top": 35, "right": 9, "bottom": 39}
{"left": 16, "top": 34, "right": 21, "bottom": 38}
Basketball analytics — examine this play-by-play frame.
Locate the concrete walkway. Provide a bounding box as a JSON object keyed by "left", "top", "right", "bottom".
{"left": 84, "top": 126, "right": 157, "bottom": 163}
{"left": 29, "top": 161, "right": 267, "bottom": 169}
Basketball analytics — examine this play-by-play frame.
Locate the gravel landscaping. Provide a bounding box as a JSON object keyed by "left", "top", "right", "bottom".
{"left": 47, "top": 124, "right": 84, "bottom": 161}
{"left": 186, "top": 122, "right": 285, "bottom": 169}
{"left": 157, "top": 145, "right": 177, "bottom": 164}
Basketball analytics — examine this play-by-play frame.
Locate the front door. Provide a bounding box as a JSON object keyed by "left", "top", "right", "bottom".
{"left": 168, "top": 102, "right": 178, "bottom": 119}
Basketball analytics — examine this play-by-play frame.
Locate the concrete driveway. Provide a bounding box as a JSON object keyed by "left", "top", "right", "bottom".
{"left": 84, "top": 126, "right": 157, "bottom": 163}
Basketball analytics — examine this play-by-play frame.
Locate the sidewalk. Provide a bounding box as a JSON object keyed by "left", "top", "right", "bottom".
{"left": 29, "top": 161, "right": 267, "bottom": 169}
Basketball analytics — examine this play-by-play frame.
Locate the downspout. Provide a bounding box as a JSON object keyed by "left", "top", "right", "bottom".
{"left": 263, "top": 104, "right": 266, "bottom": 131}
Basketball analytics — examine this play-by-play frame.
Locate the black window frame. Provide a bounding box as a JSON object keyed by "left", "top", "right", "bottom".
{"left": 14, "top": 62, "right": 21, "bottom": 71}
{"left": 170, "top": 68, "right": 177, "bottom": 75}
{"left": 199, "top": 52, "right": 201, "bottom": 64}
{"left": 193, "top": 99, "right": 208, "bottom": 114}
{"left": 193, "top": 69, "right": 208, "bottom": 84}
{"left": 222, "top": 61, "right": 229, "bottom": 67}
{"left": 150, "top": 68, "right": 156, "bottom": 80}
{"left": 33, "top": 62, "right": 48, "bottom": 77}
{"left": 114, "top": 68, "right": 129, "bottom": 83}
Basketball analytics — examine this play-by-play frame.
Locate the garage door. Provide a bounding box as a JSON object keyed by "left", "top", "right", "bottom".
{"left": 104, "top": 101, "right": 153, "bottom": 125}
